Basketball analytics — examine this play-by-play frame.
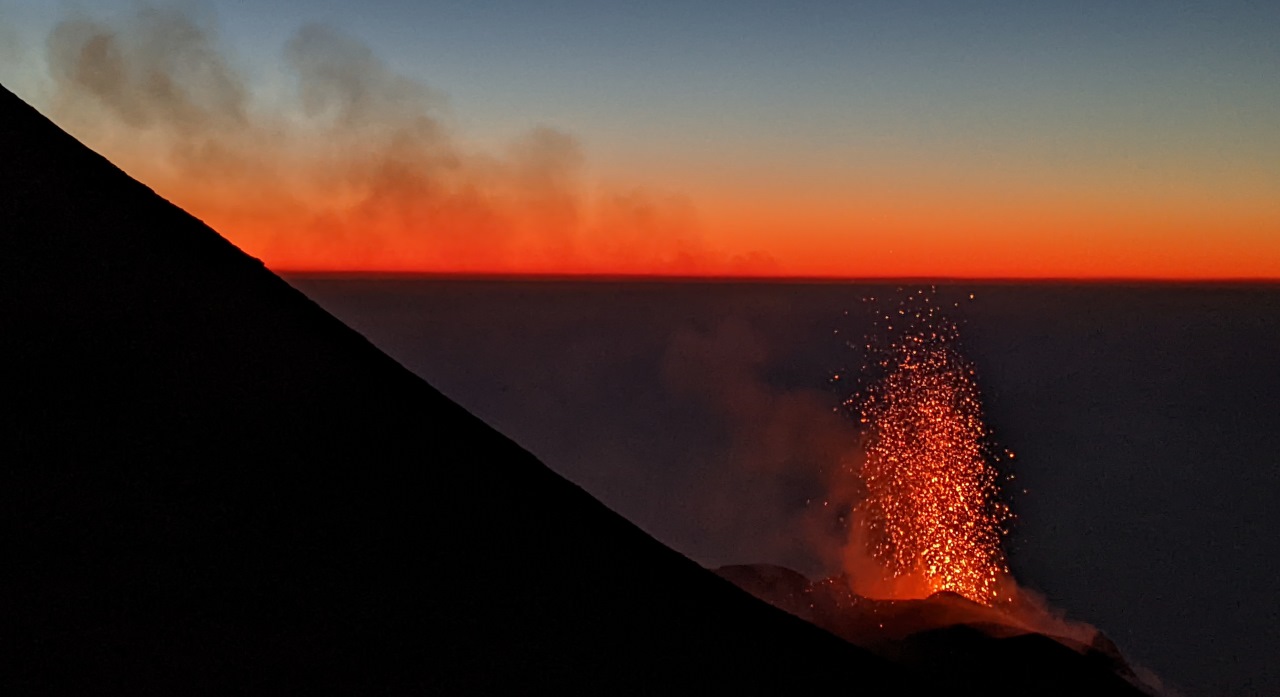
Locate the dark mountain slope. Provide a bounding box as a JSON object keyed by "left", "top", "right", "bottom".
{"left": 0, "top": 84, "right": 902, "bottom": 694}
{"left": 717, "top": 564, "right": 1151, "bottom": 696}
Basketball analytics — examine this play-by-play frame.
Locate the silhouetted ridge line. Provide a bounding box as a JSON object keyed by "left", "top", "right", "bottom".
{"left": 0, "top": 82, "right": 905, "bottom": 694}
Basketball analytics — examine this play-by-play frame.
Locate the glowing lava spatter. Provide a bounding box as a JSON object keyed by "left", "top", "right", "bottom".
{"left": 844, "top": 289, "right": 1013, "bottom": 605}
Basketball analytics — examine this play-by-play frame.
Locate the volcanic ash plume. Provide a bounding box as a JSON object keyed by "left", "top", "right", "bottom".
{"left": 842, "top": 291, "right": 1013, "bottom": 605}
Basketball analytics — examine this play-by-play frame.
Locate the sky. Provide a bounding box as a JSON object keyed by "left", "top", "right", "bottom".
{"left": 2, "top": 0, "right": 1278, "bottom": 278}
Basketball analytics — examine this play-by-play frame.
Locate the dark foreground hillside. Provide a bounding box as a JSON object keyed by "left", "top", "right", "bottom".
{"left": 0, "top": 83, "right": 901, "bottom": 695}
{"left": 0, "top": 82, "right": 1143, "bottom": 695}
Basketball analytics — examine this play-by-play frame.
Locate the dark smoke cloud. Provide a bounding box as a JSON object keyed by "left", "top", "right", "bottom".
{"left": 48, "top": 9, "right": 247, "bottom": 133}
{"left": 36, "top": 5, "right": 719, "bottom": 272}
{"left": 662, "top": 317, "right": 862, "bottom": 573}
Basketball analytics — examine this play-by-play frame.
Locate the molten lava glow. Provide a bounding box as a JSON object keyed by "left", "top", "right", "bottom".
{"left": 846, "top": 290, "right": 1012, "bottom": 605}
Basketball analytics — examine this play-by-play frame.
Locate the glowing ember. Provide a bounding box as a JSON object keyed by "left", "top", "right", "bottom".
{"left": 843, "top": 289, "right": 1012, "bottom": 605}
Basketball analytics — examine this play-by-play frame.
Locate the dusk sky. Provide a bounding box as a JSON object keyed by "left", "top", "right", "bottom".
{"left": 2, "top": 0, "right": 1278, "bottom": 277}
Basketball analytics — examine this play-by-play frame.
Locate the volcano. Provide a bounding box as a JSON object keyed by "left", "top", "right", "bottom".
{"left": 1, "top": 81, "right": 1146, "bottom": 694}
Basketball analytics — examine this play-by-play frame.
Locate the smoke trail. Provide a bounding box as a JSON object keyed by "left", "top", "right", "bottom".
{"left": 35, "top": 5, "right": 713, "bottom": 273}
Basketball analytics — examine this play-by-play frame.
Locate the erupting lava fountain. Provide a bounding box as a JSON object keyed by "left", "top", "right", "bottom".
{"left": 842, "top": 289, "right": 1015, "bottom": 606}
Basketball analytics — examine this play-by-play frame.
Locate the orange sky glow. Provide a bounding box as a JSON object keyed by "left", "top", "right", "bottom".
{"left": 173, "top": 178, "right": 1280, "bottom": 280}
{"left": 16, "top": 7, "right": 1278, "bottom": 281}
